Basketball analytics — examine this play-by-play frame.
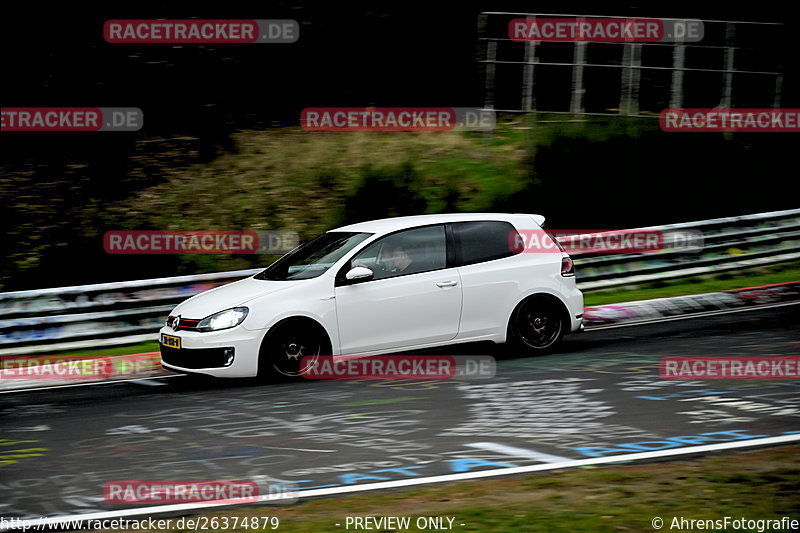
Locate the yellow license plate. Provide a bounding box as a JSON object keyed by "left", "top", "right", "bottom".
{"left": 161, "top": 334, "right": 181, "bottom": 349}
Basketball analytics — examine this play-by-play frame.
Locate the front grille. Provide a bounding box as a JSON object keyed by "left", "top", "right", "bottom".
{"left": 166, "top": 315, "right": 201, "bottom": 331}
{"left": 160, "top": 345, "right": 233, "bottom": 369}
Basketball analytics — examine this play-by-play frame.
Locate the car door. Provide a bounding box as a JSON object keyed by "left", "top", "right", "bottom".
{"left": 334, "top": 224, "right": 462, "bottom": 354}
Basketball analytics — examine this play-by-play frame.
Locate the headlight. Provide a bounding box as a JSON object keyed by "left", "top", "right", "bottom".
{"left": 197, "top": 307, "right": 249, "bottom": 332}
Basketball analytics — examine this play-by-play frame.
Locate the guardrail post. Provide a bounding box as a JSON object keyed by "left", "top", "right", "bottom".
{"left": 619, "top": 41, "right": 642, "bottom": 115}
{"left": 670, "top": 33, "right": 685, "bottom": 109}
{"left": 720, "top": 22, "right": 736, "bottom": 108}
{"left": 522, "top": 17, "right": 537, "bottom": 114}
{"left": 570, "top": 40, "right": 587, "bottom": 115}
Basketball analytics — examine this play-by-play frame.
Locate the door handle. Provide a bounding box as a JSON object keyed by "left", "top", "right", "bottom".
{"left": 436, "top": 280, "right": 459, "bottom": 288}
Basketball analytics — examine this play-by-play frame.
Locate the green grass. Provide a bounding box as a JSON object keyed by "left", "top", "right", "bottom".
{"left": 94, "top": 445, "right": 799, "bottom": 533}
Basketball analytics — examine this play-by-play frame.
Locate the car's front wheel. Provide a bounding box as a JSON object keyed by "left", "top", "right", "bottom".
{"left": 507, "top": 296, "right": 565, "bottom": 355}
{"left": 258, "top": 319, "right": 331, "bottom": 380}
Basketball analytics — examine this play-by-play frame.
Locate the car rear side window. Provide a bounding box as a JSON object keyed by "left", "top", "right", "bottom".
{"left": 452, "top": 220, "right": 520, "bottom": 266}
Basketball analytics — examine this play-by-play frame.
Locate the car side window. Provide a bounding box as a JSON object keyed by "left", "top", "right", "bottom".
{"left": 349, "top": 225, "right": 447, "bottom": 281}
{"left": 453, "top": 220, "right": 520, "bottom": 266}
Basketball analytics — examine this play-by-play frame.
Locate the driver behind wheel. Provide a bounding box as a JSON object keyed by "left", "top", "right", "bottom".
{"left": 380, "top": 241, "right": 413, "bottom": 273}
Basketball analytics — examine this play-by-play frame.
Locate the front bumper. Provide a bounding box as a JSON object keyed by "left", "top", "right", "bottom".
{"left": 157, "top": 325, "right": 263, "bottom": 377}
{"left": 160, "top": 345, "right": 235, "bottom": 369}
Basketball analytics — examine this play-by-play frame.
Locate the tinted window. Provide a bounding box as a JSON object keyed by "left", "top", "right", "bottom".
{"left": 453, "top": 221, "right": 519, "bottom": 265}
{"left": 348, "top": 225, "right": 447, "bottom": 281}
{"left": 256, "top": 232, "right": 371, "bottom": 280}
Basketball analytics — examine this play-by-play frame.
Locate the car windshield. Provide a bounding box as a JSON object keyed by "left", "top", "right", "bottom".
{"left": 255, "top": 231, "right": 372, "bottom": 281}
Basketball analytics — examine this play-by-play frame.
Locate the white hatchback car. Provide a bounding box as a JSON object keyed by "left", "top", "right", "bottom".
{"left": 159, "top": 213, "right": 583, "bottom": 378}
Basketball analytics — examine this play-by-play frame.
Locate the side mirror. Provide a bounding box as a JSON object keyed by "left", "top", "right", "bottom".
{"left": 345, "top": 266, "right": 374, "bottom": 281}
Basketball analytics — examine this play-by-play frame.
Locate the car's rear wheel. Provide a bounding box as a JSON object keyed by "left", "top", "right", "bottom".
{"left": 258, "top": 319, "right": 330, "bottom": 380}
{"left": 508, "top": 296, "right": 565, "bottom": 354}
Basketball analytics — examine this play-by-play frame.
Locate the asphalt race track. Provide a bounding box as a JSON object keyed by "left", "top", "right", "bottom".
{"left": 1, "top": 305, "right": 799, "bottom": 520}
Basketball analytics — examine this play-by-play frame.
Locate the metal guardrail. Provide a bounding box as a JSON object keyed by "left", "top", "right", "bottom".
{"left": 571, "top": 208, "right": 800, "bottom": 288}
{"left": 0, "top": 269, "right": 261, "bottom": 354}
{"left": 0, "top": 209, "right": 797, "bottom": 354}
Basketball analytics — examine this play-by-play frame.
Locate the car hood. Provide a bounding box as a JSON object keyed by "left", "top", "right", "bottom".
{"left": 170, "top": 277, "right": 297, "bottom": 319}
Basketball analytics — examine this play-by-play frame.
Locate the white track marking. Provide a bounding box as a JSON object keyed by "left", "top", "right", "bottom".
{"left": 261, "top": 446, "right": 337, "bottom": 453}
{"left": 0, "top": 374, "right": 183, "bottom": 394}
{"left": 5, "top": 434, "right": 799, "bottom": 530}
{"left": 466, "top": 442, "right": 570, "bottom": 463}
{"left": 128, "top": 379, "right": 168, "bottom": 386}
{"left": 7, "top": 425, "right": 50, "bottom": 432}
